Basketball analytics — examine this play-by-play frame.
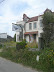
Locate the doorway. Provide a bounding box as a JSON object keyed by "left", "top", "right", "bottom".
{"left": 33, "top": 34, "right": 36, "bottom": 42}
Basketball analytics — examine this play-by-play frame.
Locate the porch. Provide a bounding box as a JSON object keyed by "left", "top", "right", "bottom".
{"left": 24, "top": 31, "right": 38, "bottom": 43}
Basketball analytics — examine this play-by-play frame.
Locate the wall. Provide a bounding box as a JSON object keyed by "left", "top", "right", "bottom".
{"left": 15, "top": 16, "right": 43, "bottom": 42}
{"left": 26, "top": 35, "right": 29, "bottom": 42}
{"left": 25, "top": 16, "right": 43, "bottom": 43}
{"left": 0, "top": 33, "right": 7, "bottom": 39}
{"left": 16, "top": 21, "right": 25, "bottom": 42}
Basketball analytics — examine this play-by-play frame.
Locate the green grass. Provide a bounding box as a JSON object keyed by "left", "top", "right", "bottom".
{"left": 0, "top": 41, "right": 54, "bottom": 72}
{"left": 0, "top": 44, "right": 2, "bottom": 49}
{"left": 26, "top": 41, "right": 38, "bottom": 48}
{"left": 4, "top": 41, "right": 16, "bottom": 47}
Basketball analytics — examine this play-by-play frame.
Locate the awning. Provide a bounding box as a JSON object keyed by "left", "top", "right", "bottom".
{"left": 24, "top": 31, "right": 38, "bottom": 35}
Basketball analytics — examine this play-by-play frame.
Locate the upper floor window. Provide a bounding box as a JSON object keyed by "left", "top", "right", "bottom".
{"left": 40, "top": 20, "right": 43, "bottom": 27}
{"left": 29, "top": 23, "right": 32, "bottom": 30}
{"left": 33, "top": 22, "right": 37, "bottom": 29}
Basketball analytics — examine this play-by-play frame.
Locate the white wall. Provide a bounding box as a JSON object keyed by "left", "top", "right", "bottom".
{"left": 16, "top": 21, "right": 25, "bottom": 42}
{"left": 26, "top": 35, "right": 29, "bottom": 42}
{"left": 15, "top": 16, "right": 43, "bottom": 42}
{"left": 38, "top": 16, "right": 43, "bottom": 37}
{"left": 25, "top": 16, "right": 43, "bottom": 43}
{"left": 25, "top": 21, "right": 38, "bottom": 32}
{"left": 16, "top": 32, "right": 20, "bottom": 42}
{"left": 25, "top": 16, "right": 43, "bottom": 36}
{"left": 0, "top": 33, "right": 7, "bottom": 39}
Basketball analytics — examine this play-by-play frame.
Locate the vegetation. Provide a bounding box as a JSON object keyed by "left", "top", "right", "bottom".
{"left": 16, "top": 40, "right": 27, "bottom": 50}
{"left": 0, "top": 9, "right": 54, "bottom": 72}
{"left": 0, "top": 35, "right": 13, "bottom": 43}
{"left": 25, "top": 41, "right": 38, "bottom": 48}
{"left": 0, "top": 41, "right": 54, "bottom": 72}
{"left": 42, "top": 9, "right": 54, "bottom": 47}
{"left": 14, "top": 34, "right": 16, "bottom": 42}
{"left": 40, "top": 47, "right": 54, "bottom": 72}
{"left": 0, "top": 44, "right": 2, "bottom": 49}
{"left": 4, "top": 41, "right": 16, "bottom": 47}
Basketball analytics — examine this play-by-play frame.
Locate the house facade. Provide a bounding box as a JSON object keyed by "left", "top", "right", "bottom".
{"left": 16, "top": 14, "right": 43, "bottom": 43}
{"left": 12, "top": 8, "right": 54, "bottom": 45}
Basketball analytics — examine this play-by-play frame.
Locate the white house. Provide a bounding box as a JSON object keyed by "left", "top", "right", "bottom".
{"left": 14, "top": 9, "right": 53, "bottom": 43}
{"left": 15, "top": 14, "right": 43, "bottom": 43}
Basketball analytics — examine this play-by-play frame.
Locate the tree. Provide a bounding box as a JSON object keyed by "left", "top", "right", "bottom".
{"left": 42, "top": 9, "right": 54, "bottom": 47}
{"left": 14, "top": 34, "right": 16, "bottom": 42}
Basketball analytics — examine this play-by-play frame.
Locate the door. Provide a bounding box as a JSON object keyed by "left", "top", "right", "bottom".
{"left": 33, "top": 34, "right": 36, "bottom": 42}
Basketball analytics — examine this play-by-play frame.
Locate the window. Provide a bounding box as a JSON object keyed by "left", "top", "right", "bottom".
{"left": 33, "top": 22, "right": 37, "bottom": 29}
{"left": 29, "top": 23, "right": 32, "bottom": 30}
{"left": 40, "top": 20, "right": 43, "bottom": 27}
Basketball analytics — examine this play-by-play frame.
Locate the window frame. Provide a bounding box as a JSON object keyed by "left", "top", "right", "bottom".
{"left": 33, "top": 22, "right": 37, "bottom": 29}
{"left": 40, "top": 20, "right": 43, "bottom": 27}
{"left": 29, "top": 23, "right": 32, "bottom": 30}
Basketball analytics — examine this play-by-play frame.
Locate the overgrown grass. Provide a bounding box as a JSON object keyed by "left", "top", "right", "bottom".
{"left": 4, "top": 41, "right": 16, "bottom": 47}
{"left": 0, "top": 41, "right": 54, "bottom": 72}
{"left": 0, "top": 44, "right": 2, "bottom": 49}
{"left": 26, "top": 41, "right": 38, "bottom": 48}
{"left": 0, "top": 47, "right": 41, "bottom": 71}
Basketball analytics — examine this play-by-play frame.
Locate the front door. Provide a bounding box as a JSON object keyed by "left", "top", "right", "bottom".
{"left": 33, "top": 34, "right": 36, "bottom": 42}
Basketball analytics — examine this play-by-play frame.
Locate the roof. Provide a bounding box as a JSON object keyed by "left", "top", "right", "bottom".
{"left": 24, "top": 31, "right": 38, "bottom": 35}
{"left": 23, "top": 14, "right": 30, "bottom": 19}
{"left": 27, "top": 16, "right": 38, "bottom": 22}
{"left": 23, "top": 9, "right": 54, "bottom": 23}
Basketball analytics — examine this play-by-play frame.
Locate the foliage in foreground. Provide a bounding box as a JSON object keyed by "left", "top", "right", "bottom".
{"left": 0, "top": 41, "right": 54, "bottom": 72}
{"left": 42, "top": 9, "right": 54, "bottom": 47}
{"left": 14, "top": 34, "right": 16, "bottom": 42}
{"left": 16, "top": 40, "right": 27, "bottom": 50}
{"left": 0, "top": 46, "right": 54, "bottom": 72}
{"left": 0, "top": 44, "right": 2, "bottom": 49}
{"left": 40, "top": 48, "right": 54, "bottom": 72}
{"left": 25, "top": 41, "right": 38, "bottom": 48}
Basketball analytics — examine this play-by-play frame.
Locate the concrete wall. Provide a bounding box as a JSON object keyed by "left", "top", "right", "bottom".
{"left": 0, "top": 33, "right": 7, "bottom": 39}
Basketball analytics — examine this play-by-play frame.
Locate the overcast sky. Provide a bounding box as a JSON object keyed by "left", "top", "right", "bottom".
{"left": 0, "top": 0, "right": 54, "bottom": 37}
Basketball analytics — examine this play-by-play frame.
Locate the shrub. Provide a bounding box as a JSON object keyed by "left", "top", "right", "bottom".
{"left": 16, "top": 40, "right": 27, "bottom": 50}
{"left": 39, "top": 48, "right": 54, "bottom": 72}
{"left": 0, "top": 44, "right": 2, "bottom": 49}
{"left": 50, "top": 41, "right": 54, "bottom": 50}
{"left": 26, "top": 41, "right": 38, "bottom": 48}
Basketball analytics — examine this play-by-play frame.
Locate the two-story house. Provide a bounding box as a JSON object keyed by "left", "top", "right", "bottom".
{"left": 15, "top": 9, "right": 53, "bottom": 43}
{"left": 15, "top": 14, "right": 43, "bottom": 43}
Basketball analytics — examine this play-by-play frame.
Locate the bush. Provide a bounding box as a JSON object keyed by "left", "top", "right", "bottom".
{"left": 16, "top": 40, "right": 27, "bottom": 50}
{"left": 0, "top": 41, "right": 54, "bottom": 72}
{"left": 26, "top": 41, "right": 38, "bottom": 48}
{"left": 50, "top": 41, "right": 54, "bottom": 50}
{"left": 39, "top": 48, "right": 54, "bottom": 72}
{"left": 0, "top": 44, "right": 3, "bottom": 49}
